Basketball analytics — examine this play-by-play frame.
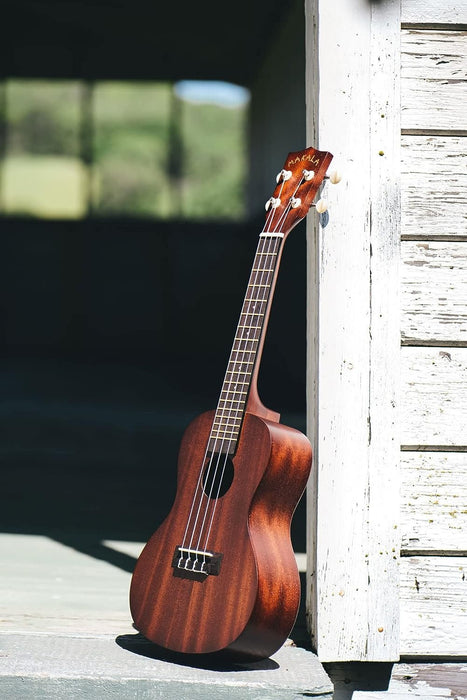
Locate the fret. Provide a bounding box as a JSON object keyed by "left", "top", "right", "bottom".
{"left": 222, "top": 380, "right": 249, "bottom": 387}
{"left": 221, "top": 386, "right": 248, "bottom": 393}
{"left": 212, "top": 426, "right": 241, "bottom": 435}
{"left": 246, "top": 284, "right": 270, "bottom": 288}
{"left": 213, "top": 419, "right": 242, "bottom": 427}
{"left": 211, "top": 428, "right": 239, "bottom": 437}
{"left": 219, "top": 396, "right": 244, "bottom": 405}
{"left": 252, "top": 268, "right": 275, "bottom": 273}
{"left": 237, "top": 324, "right": 261, "bottom": 330}
{"left": 227, "top": 360, "right": 255, "bottom": 374}
{"left": 213, "top": 414, "right": 242, "bottom": 422}
{"left": 243, "top": 298, "right": 267, "bottom": 303}
{"left": 225, "top": 369, "right": 253, "bottom": 375}
{"left": 234, "top": 336, "right": 258, "bottom": 342}
{"left": 212, "top": 417, "right": 241, "bottom": 425}
{"left": 240, "top": 312, "right": 264, "bottom": 317}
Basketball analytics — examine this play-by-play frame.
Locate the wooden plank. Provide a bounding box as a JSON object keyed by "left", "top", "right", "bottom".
{"left": 305, "top": 0, "right": 400, "bottom": 662}
{"left": 355, "top": 694, "right": 453, "bottom": 700}
{"left": 330, "top": 661, "right": 467, "bottom": 699}
{"left": 400, "top": 556, "right": 467, "bottom": 656}
{"left": 401, "top": 30, "right": 467, "bottom": 131}
{"left": 401, "top": 136, "right": 467, "bottom": 241}
{"left": 401, "top": 346, "right": 467, "bottom": 447}
{"left": 401, "top": 452, "right": 467, "bottom": 553}
{"left": 392, "top": 663, "right": 467, "bottom": 698}
{"left": 402, "top": 0, "right": 467, "bottom": 25}
{"left": 401, "top": 241, "right": 467, "bottom": 343}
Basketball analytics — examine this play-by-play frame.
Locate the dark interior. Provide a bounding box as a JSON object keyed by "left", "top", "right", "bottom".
{"left": 1, "top": 2, "right": 309, "bottom": 562}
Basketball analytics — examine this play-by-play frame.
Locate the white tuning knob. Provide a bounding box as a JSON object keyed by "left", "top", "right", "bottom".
{"left": 276, "top": 169, "right": 292, "bottom": 183}
{"left": 327, "top": 169, "right": 342, "bottom": 184}
{"left": 303, "top": 169, "right": 315, "bottom": 181}
{"left": 290, "top": 197, "right": 301, "bottom": 209}
{"left": 265, "top": 197, "right": 281, "bottom": 211}
{"left": 315, "top": 198, "right": 328, "bottom": 214}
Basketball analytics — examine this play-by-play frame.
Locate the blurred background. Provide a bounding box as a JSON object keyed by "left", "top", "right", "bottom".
{"left": 0, "top": 0, "right": 309, "bottom": 559}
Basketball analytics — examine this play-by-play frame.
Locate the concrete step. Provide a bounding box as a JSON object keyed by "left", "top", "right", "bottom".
{"left": 0, "top": 533, "right": 333, "bottom": 699}
{"left": 1, "top": 634, "right": 332, "bottom": 699}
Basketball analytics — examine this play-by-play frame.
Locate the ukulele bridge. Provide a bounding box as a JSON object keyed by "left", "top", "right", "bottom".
{"left": 172, "top": 545, "right": 223, "bottom": 581}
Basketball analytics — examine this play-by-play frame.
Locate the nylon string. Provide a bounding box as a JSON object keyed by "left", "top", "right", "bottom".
{"left": 178, "top": 231, "right": 276, "bottom": 570}
{"left": 177, "top": 174, "right": 304, "bottom": 571}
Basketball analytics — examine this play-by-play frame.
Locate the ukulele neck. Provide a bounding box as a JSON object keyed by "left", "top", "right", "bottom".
{"left": 207, "top": 231, "right": 285, "bottom": 456}
{"left": 205, "top": 145, "right": 335, "bottom": 457}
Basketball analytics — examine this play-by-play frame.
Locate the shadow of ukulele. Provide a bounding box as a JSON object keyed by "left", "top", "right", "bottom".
{"left": 116, "top": 632, "right": 280, "bottom": 671}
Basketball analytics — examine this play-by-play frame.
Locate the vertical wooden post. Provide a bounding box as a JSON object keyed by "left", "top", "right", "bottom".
{"left": 305, "top": 0, "right": 401, "bottom": 661}
{"left": 80, "top": 81, "right": 94, "bottom": 216}
{"left": 167, "top": 84, "right": 184, "bottom": 218}
{"left": 0, "top": 81, "right": 6, "bottom": 212}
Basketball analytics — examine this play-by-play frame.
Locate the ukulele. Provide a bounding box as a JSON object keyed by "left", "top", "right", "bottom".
{"left": 130, "top": 145, "right": 334, "bottom": 660}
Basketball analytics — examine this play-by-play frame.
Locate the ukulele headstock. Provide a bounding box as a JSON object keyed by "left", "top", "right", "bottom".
{"left": 264, "top": 146, "right": 337, "bottom": 237}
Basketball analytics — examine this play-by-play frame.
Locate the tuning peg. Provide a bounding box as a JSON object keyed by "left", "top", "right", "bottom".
{"left": 276, "top": 169, "right": 292, "bottom": 183}
{"left": 265, "top": 197, "right": 281, "bottom": 211}
{"left": 314, "top": 198, "right": 328, "bottom": 214}
{"left": 290, "top": 197, "right": 301, "bottom": 209}
{"left": 302, "top": 169, "right": 315, "bottom": 181}
{"left": 326, "top": 169, "right": 342, "bottom": 184}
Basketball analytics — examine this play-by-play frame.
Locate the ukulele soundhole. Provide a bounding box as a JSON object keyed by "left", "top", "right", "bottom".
{"left": 202, "top": 453, "right": 234, "bottom": 499}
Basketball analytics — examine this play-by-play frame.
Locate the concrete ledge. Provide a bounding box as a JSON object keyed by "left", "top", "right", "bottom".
{"left": 0, "top": 634, "right": 332, "bottom": 699}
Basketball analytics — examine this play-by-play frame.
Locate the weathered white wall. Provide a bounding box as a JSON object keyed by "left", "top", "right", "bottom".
{"left": 399, "top": 0, "right": 467, "bottom": 656}
{"left": 306, "top": 0, "right": 466, "bottom": 662}
{"left": 305, "top": 0, "right": 401, "bottom": 662}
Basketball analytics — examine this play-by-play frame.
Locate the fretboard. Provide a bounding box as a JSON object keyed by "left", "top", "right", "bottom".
{"left": 207, "top": 232, "right": 284, "bottom": 455}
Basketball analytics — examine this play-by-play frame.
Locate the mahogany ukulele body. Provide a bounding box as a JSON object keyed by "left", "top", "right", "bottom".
{"left": 130, "top": 409, "right": 312, "bottom": 660}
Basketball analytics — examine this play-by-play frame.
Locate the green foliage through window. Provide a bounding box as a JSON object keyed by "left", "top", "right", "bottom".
{"left": 0, "top": 80, "right": 249, "bottom": 220}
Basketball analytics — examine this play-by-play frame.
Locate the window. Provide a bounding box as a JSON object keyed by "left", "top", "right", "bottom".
{"left": 1, "top": 80, "right": 83, "bottom": 218}
{"left": 0, "top": 80, "right": 249, "bottom": 220}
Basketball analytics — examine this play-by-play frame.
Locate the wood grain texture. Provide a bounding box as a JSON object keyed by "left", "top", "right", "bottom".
{"left": 130, "top": 410, "right": 311, "bottom": 660}
{"left": 391, "top": 662, "right": 467, "bottom": 698}
{"left": 401, "top": 451, "right": 467, "bottom": 554}
{"left": 400, "top": 16, "right": 467, "bottom": 663}
{"left": 400, "top": 556, "right": 467, "bottom": 656}
{"left": 402, "top": 0, "right": 467, "bottom": 25}
{"left": 401, "top": 30, "right": 467, "bottom": 131}
{"left": 367, "top": 0, "right": 402, "bottom": 662}
{"left": 401, "top": 137, "right": 467, "bottom": 241}
{"left": 401, "top": 346, "right": 467, "bottom": 447}
{"left": 401, "top": 241, "right": 467, "bottom": 344}
{"left": 305, "top": 0, "right": 400, "bottom": 662}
